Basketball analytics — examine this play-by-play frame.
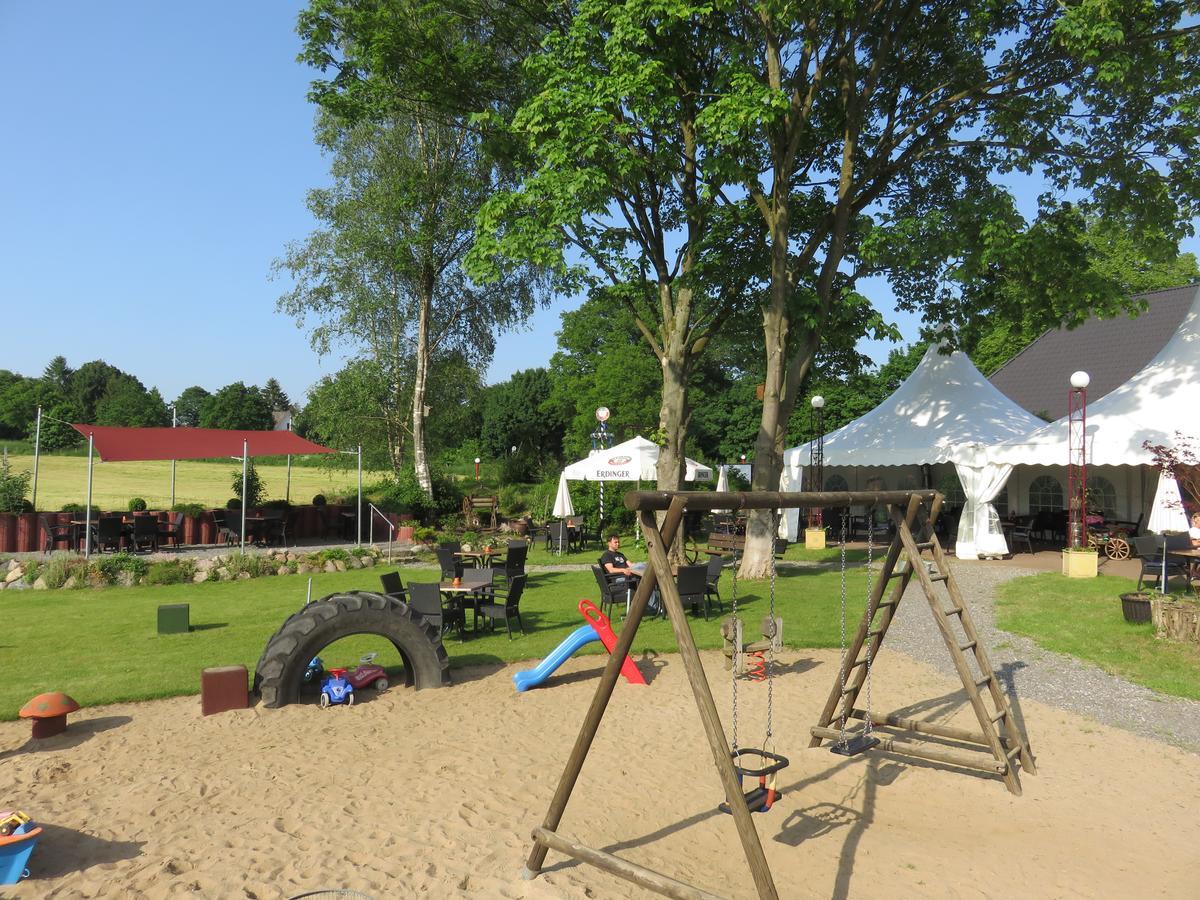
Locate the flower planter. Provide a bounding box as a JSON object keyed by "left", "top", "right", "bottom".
{"left": 1119, "top": 592, "right": 1153, "bottom": 624}
{"left": 1152, "top": 598, "right": 1200, "bottom": 644}
{"left": 199, "top": 513, "right": 216, "bottom": 545}
{"left": 805, "top": 527, "right": 826, "bottom": 550}
{"left": 1061, "top": 549, "right": 1098, "bottom": 578}
{"left": 397, "top": 525, "right": 415, "bottom": 543}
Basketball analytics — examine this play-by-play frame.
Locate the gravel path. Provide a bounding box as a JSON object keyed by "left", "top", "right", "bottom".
{"left": 877, "top": 558, "right": 1200, "bottom": 753}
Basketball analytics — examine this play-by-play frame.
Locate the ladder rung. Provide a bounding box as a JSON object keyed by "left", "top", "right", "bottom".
{"left": 915, "top": 541, "right": 934, "bottom": 550}
{"left": 887, "top": 568, "right": 908, "bottom": 580}
{"left": 877, "top": 598, "right": 899, "bottom": 608}
{"left": 975, "top": 674, "right": 993, "bottom": 688}
{"left": 959, "top": 640, "right": 977, "bottom": 652}
{"left": 943, "top": 607, "right": 965, "bottom": 617}
{"left": 841, "top": 685, "right": 858, "bottom": 695}
{"left": 1006, "top": 745, "right": 1023, "bottom": 760}
{"left": 991, "top": 710, "right": 1007, "bottom": 724}
{"left": 929, "top": 572, "right": 949, "bottom": 583}
{"left": 868, "top": 629, "right": 885, "bottom": 638}
{"left": 848, "top": 658, "right": 868, "bottom": 670}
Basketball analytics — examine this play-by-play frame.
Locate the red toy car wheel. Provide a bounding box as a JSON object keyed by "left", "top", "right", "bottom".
{"left": 373, "top": 677, "right": 389, "bottom": 692}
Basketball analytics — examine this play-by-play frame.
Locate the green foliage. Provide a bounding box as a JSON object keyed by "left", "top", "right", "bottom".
{"left": 226, "top": 497, "right": 242, "bottom": 510}
{"left": 94, "top": 552, "right": 149, "bottom": 584}
{"left": 261, "top": 377, "right": 291, "bottom": 412}
{"left": 230, "top": 459, "right": 266, "bottom": 509}
{"left": 374, "top": 470, "right": 430, "bottom": 517}
{"left": 39, "top": 553, "right": 94, "bottom": 589}
{"left": 200, "top": 382, "right": 273, "bottom": 431}
{"left": 172, "top": 386, "right": 210, "bottom": 428}
{"left": 59, "top": 502, "right": 88, "bottom": 514}
{"left": 412, "top": 525, "right": 439, "bottom": 543}
{"left": 312, "top": 494, "right": 327, "bottom": 506}
{"left": 479, "top": 368, "right": 566, "bottom": 461}
{"left": 95, "top": 375, "right": 170, "bottom": 427}
{"left": 319, "top": 547, "right": 351, "bottom": 562}
{"left": 0, "top": 453, "right": 32, "bottom": 513}
{"left": 222, "top": 553, "right": 273, "bottom": 579}
{"left": 145, "top": 559, "right": 197, "bottom": 586}
{"left": 127, "top": 497, "right": 147, "bottom": 512}
{"left": 171, "top": 502, "right": 206, "bottom": 518}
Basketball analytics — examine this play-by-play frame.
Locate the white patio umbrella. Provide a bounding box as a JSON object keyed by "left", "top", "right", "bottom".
{"left": 1147, "top": 472, "right": 1188, "bottom": 534}
{"left": 714, "top": 465, "right": 730, "bottom": 513}
{"left": 552, "top": 472, "right": 575, "bottom": 517}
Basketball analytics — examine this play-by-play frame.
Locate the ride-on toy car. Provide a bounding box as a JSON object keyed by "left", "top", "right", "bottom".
{"left": 344, "top": 652, "right": 389, "bottom": 693}
{"left": 319, "top": 669, "right": 355, "bottom": 708}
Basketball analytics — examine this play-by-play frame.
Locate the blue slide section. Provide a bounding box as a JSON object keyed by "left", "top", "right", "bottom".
{"left": 513, "top": 624, "right": 599, "bottom": 692}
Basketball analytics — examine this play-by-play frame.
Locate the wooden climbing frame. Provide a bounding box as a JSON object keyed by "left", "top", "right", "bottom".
{"left": 521, "top": 489, "right": 1034, "bottom": 900}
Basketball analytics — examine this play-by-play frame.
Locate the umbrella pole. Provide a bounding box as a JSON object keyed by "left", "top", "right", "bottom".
{"left": 241, "top": 441, "right": 248, "bottom": 554}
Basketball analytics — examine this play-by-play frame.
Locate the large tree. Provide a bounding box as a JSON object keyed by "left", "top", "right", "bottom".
{"left": 276, "top": 111, "right": 540, "bottom": 495}
{"left": 200, "top": 382, "right": 274, "bottom": 431}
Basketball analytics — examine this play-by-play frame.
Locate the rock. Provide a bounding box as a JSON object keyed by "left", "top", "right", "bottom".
{"left": 116, "top": 571, "right": 136, "bottom": 587}
{"left": 237, "top": 572, "right": 252, "bottom": 580}
{"left": 347, "top": 557, "right": 362, "bottom": 570}
{"left": 360, "top": 556, "right": 375, "bottom": 568}
{"left": 7, "top": 558, "right": 20, "bottom": 572}
{"left": 193, "top": 571, "right": 208, "bottom": 583}
{"left": 195, "top": 558, "right": 215, "bottom": 572}
{"left": 334, "top": 559, "right": 347, "bottom": 572}
{"left": 216, "top": 567, "right": 231, "bottom": 581}
{"left": 297, "top": 563, "right": 314, "bottom": 574}
{"left": 5, "top": 568, "right": 24, "bottom": 584}
{"left": 277, "top": 566, "right": 290, "bottom": 577}
{"left": 62, "top": 576, "right": 78, "bottom": 590}
{"left": 32, "top": 576, "right": 48, "bottom": 590}
{"left": 323, "top": 561, "right": 338, "bottom": 573}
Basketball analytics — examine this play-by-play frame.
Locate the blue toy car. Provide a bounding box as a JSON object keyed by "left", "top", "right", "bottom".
{"left": 304, "top": 656, "right": 325, "bottom": 684}
{"left": 318, "top": 668, "right": 355, "bottom": 708}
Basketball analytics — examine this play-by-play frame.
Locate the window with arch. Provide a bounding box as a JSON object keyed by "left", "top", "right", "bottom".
{"left": 1086, "top": 475, "right": 1118, "bottom": 519}
{"left": 823, "top": 474, "right": 849, "bottom": 492}
{"left": 1028, "top": 475, "right": 1064, "bottom": 512}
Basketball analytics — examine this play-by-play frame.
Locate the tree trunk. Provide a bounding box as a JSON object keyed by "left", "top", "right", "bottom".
{"left": 411, "top": 288, "right": 434, "bottom": 501}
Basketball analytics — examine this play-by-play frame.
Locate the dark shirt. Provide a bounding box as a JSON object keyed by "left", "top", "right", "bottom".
{"left": 600, "top": 549, "right": 631, "bottom": 576}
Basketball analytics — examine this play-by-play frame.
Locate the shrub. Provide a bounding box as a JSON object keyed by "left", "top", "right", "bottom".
{"left": 60, "top": 502, "right": 89, "bottom": 514}
{"left": 226, "top": 497, "right": 242, "bottom": 510}
{"left": 145, "top": 559, "right": 197, "bottom": 585}
{"left": 231, "top": 458, "right": 266, "bottom": 509}
{"left": 223, "top": 552, "right": 272, "bottom": 579}
{"left": 171, "top": 502, "right": 206, "bottom": 518}
{"left": 413, "top": 525, "right": 438, "bottom": 543}
{"left": 127, "top": 497, "right": 148, "bottom": 512}
{"left": 0, "top": 454, "right": 31, "bottom": 514}
{"left": 461, "top": 530, "right": 480, "bottom": 546}
{"left": 375, "top": 470, "right": 430, "bottom": 517}
{"left": 319, "top": 547, "right": 351, "bottom": 562}
{"left": 40, "top": 553, "right": 93, "bottom": 589}
{"left": 94, "top": 552, "right": 149, "bottom": 584}
{"left": 312, "top": 494, "right": 327, "bottom": 506}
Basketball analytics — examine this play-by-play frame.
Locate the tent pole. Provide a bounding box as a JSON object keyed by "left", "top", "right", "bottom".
{"left": 357, "top": 444, "right": 363, "bottom": 548}
{"left": 170, "top": 406, "right": 177, "bottom": 508}
{"left": 241, "top": 440, "right": 248, "bottom": 554}
{"left": 84, "top": 433, "right": 94, "bottom": 558}
{"left": 31, "top": 406, "right": 42, "bottom": 511}
{"left": 286, "top": 455, "right": 292, "bottom": 503}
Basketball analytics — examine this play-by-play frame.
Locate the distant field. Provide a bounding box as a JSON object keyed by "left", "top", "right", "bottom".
{"left": 5, "top": 454, "right": 385, "bottom": 510}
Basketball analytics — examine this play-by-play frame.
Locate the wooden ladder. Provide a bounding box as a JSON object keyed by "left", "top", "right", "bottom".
{"left": 809, "top": 494, "right": 1037, "bottom": 795}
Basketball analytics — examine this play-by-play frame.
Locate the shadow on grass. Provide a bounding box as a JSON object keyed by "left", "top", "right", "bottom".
{"left": 0, "top": 715, "right": 132, "bottom": 760}
{"left": 189, "top": 622, "right": 228, "bottom": 632}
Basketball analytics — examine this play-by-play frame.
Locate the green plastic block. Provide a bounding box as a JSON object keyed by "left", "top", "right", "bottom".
{"left": 157, "top": 603, "right": 190, "bottom": 634}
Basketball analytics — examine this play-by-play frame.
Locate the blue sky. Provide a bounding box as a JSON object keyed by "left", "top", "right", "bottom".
{"left": 2, "top": 3, "right": 1195, "bottom": 408}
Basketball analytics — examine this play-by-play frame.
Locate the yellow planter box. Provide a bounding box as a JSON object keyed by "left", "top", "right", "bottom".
{"left": 805, "top": 527, "right": 826, "bottom": 550}
{"left": 1062, "top": 549, "right": 1098, "bottom": 578}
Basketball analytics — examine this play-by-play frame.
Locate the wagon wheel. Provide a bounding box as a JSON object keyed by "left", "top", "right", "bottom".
{"left": 1105, "top": 536, "right": 1131, "bottom": 560}
{"left": 1087, "top": 532, "right": 1101, "bottom": 551}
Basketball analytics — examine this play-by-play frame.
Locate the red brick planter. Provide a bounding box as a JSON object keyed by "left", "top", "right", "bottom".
{"left": 182, "top": 515, "right": 199, "bottom": 545}
{"left": 0, "top": 513, "right": 15, "bottom": 553}
{"left": 398, "top": 525, "right": 415, "bottom": 542}
{"left": 199, "top": 513, "right": 217, "bottom": 545}
{"left": 16, "top": 512, "right": 38, "bottom": 553}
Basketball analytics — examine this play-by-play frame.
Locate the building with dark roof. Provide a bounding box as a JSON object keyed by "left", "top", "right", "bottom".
{"left": 987, "top": 284, "right": 1198, "bottom": 420}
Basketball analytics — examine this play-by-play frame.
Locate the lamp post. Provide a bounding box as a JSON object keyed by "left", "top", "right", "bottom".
{"left": 169, "top": 405, "right": 177, "bottom": 509}
{"left": 474, "top": 457, "right": 481, "bottom": 481}
{"left": 1067, "top": 371, "right": 1089, "bottom": 552}
{"left": 591, "top": 407, "right": 611, "bottom": 530}
{"left": 809, "top": 395, "right": 825, "bottom": 529}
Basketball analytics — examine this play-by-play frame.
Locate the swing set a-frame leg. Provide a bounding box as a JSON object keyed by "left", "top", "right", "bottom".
{"left": 522, "top": 497, "right": 780, "bottom": 900}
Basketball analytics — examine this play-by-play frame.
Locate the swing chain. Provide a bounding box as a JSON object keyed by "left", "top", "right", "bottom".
{"left": 765, "top": 511, "right": 778, "bottom": 742}
{"left": 863, "top": 504, "right": 877, "bottom": 738}
{"left": 729, "top": 536, "right": 741, "bottom": 753}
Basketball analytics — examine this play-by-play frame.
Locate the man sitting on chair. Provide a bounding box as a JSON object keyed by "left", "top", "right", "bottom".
{"left": 600, "top": 534, "right": 660, "bottom": 615}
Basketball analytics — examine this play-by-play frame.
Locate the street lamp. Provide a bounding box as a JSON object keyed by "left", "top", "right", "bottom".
{"left": 474, "top": 457, "right": 481, "bottom": 481}
{"left": 809, "top": 395, "right": 825, "bottom": 529}
{"left": 1067, "top": 371, "right": 1090, "bottom": 550}
{"left": 591, "top": 407, "right": 612, "bottom": 530}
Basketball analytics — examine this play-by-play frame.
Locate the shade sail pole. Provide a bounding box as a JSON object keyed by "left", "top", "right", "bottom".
{"left": 84, "top": 433, "right": 94, "bottom": 558}
{"left": 286, "top": 455, "right": 292, "bottom": 503}
{"left": 357, "top": 444, "right": 363, "bottom": 548}
{"left": 169, "top": 407, "right": 177, "bottom": 508}
{"left": 31, "top": 406, "right": 42, "bottom": 511}
{"left": 241, "top": 440, "right": 248, "bottom": 554}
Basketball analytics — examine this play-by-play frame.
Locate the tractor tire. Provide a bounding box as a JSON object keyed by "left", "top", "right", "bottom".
{"left": 254, "top": 591, "right": 450, "bottom": 709}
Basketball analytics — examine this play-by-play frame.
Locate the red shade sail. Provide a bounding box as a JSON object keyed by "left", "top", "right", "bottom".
{"left": 70, "top": 425, "right": 335, "bottom": 462}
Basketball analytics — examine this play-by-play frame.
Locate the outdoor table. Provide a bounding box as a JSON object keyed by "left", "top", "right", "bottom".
{"left": 1167, "top": 547, "right": 1200, "bottom": 588}
{"left": 243, "top": 516, "right": 268, "bottom": 545}
{"left": 455, "top": 550, "right": 498, "bottom": 568}
{"left": 440, "top": 580, "right": 493, "bottom": 635}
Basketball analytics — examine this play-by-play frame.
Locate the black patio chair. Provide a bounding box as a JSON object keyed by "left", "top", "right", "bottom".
{"left": 96, "top": 516, "right": 125, "bottom": 553}
{"left": 491, "top": 542, "right": 528, "bottom": 588}
{"left": 157, "top": 512, "right": 183, "bottom": 549}
{"left": 211, "top": 509, "right": 235, "bottom": 545}
{"left": 593, "top": 564, "right": 629, "bottom": 620}
{"left": 131, "top": 515, "right": 159, "bottom": 553}
{"left": 379, "top": 571, "right": 408, "bottom": 601}
{"left": 261, "top": 508, "right": 286, "bottom": 547}
{"left": 676, "top": 564, "right": 711, "bottom": 619}
{"left": 546, "top": 520, "right": 571, "bottom": 554}
{"left": 476, "top": 574, "right": 526, "bottom": 639}
{"left": 409, "top": 581, "right": 463, "bottom": 639}
{"left": 705, "top": 555, "right": 728, "bottom": 611}
{"left": 1133, "top": 535, "right": 1188, "bottom": 591}
{"left": 435, "top": 546, "right": 463, "bottom": 582}
{"left": 224, "top": 514, "right": 244, "bottom": 546}
{"left": 1008, "top": 525, "right": 1034, "bottom": 555}
{"left": 439, "top": 540, "right": 462, "bottom": 553}
{"left": 40, "top": 515, "right": 75, "bottom": 555}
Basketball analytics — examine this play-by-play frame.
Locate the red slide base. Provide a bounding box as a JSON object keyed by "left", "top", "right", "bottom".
{"left": 578, "top": 599, "right": 647, "bottom": 685}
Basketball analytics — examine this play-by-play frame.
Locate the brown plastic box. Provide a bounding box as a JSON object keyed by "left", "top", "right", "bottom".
{"left": 201, "top": 665, "right": 248, "bottom": 716}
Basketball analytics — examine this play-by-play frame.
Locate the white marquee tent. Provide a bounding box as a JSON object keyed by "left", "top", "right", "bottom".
{"left": 781, "top": 344, "right": 1044, "bottom": 557}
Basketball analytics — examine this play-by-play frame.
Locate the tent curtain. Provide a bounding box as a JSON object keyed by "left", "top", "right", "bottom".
{"left": 777, "top": 466, "right": 801, "bottom": 541}
{"left": 1147, "top": 471, "right": 1188, "bottom": 533}
{"left": 955, "top": 462, "right": 1013, "bottom": 559}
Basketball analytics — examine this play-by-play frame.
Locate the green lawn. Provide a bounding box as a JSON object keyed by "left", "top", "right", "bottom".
{"left": 995, "top": 572, "right": 1200, "bottom": 700}
{"left": 6, "top": 453, "right": 377, "bottom": 510}
{"left": 0, "top": 559, "right": 862, "bottom": 719}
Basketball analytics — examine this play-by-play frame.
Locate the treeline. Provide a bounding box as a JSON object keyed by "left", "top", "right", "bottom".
{"left": 0, "top": 356, "right": 293, "bottom": 450}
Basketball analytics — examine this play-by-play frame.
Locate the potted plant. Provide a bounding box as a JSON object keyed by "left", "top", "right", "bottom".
{"left": 1119, "top": 590, "right": 1153, "bottom": 623}
{"left": 1061, "top": 547, "right": 1098, "bottom": 578}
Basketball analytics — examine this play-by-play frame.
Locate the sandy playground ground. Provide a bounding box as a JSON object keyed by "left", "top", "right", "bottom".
{"left": 2, "top": 646, "right": 1199, "bottom": 899}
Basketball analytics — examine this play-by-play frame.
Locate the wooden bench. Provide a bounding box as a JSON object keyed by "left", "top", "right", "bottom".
{"left": 704, "top": 532, "right": 789, "bottom": 558}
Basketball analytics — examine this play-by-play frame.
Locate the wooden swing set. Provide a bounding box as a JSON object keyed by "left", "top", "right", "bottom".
{"left": 520, "top": 489, "right": 1036, "bottom": 900}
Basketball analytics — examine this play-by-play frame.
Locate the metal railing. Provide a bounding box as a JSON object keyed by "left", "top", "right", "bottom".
{"left": 368, "top": 503, "right": 394, "bottom": 562}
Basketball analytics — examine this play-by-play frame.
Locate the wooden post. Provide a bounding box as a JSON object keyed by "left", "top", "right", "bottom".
{"left": 639, "top": 509, "right": 780, "bottom": 900}
{"left": 522, "top": 498, "right": 685, "bottom": 880}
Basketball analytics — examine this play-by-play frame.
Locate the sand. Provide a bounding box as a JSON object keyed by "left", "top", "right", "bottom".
{"left": 3, "top": 648, "right": 1199, "bottom": 899}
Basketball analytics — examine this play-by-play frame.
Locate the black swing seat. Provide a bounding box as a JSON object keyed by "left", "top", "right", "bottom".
{"left": 718, "top": 747, "right": 789, "bottom": 815}
{"left": 830, "top": 732, "right": 880, "bottom": 757}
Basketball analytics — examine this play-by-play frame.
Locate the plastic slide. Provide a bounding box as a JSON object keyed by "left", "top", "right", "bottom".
{"left": 512, "top": 599, "right": 647, "bottom": 692}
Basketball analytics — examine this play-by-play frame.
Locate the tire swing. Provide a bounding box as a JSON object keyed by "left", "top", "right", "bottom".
{"left": 830, "top": 508, "right": 880, "bottom": 756}
{"left": 719, "top": 513, "right": 788, "bottom": 815}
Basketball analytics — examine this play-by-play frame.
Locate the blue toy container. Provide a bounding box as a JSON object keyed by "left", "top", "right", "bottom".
{"left": 0, "top": 820, "right": 41, "bottom": 885}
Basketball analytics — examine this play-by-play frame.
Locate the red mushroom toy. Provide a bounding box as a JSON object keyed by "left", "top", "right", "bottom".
{"left": 19, "top": 692, "right": 81, "bottom": 739}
